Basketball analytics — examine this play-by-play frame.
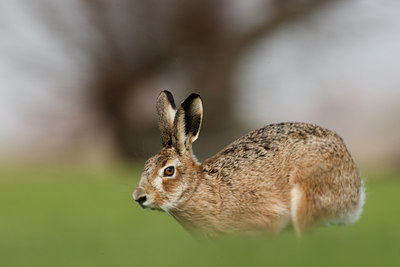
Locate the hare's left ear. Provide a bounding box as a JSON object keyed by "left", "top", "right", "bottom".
{"left": 156, "top": 91, "right": 176, "bottom": 147}
{"left": 172, "top": 93, "right": 203, "bottom": 154}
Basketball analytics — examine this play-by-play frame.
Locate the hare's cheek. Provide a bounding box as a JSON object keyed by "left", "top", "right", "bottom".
{"left": 162, "top": 178, "right": 180, "bottom": 193}
{"left": 153, "top": 191, "right": 164, "bottom": 205}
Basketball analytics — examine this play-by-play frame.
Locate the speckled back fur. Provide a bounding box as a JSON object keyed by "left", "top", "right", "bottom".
{"left": 133, "top": 91, "right": 364, "bottom": 236}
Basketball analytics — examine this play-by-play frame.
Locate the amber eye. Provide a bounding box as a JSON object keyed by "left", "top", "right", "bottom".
{"left": 163, "top": 166, "right": 175, "bottom": 177}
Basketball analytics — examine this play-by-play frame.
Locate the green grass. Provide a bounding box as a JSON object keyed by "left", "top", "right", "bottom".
{"left": 0, "top": 164, "right": 399, "bottom": 267}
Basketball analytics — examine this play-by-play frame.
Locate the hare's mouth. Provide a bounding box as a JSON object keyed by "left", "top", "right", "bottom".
{"left": 136, "top": 197, "right": 162, "bottom": 211}
{"left": 132, "top": 189, "right": 164, "bottom": 211}
{"left": 147, "top": 204, "right": 164, "bottom": 212}
{"left": 145, "top": 205, "right": 163, "bottom": 212}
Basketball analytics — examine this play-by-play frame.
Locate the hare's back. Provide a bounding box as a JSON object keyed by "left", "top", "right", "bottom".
{"left": 204, "top": 122, "right": 353, "bottom": 179}
{"left": 222, "top": 122, "right": 347, "bottom": 160}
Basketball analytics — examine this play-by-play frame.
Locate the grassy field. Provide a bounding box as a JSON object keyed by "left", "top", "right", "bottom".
{"left": 0, "top": 164, "right": 399, "bottom": 267}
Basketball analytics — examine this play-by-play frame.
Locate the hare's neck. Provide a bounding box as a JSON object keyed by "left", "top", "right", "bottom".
{"left": 170, "top": 167, "right": 223, "bottom": 233}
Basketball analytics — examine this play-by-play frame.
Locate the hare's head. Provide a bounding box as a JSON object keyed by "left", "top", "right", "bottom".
{"left": 133, "top": 91, "right": 203, "bottom": 212}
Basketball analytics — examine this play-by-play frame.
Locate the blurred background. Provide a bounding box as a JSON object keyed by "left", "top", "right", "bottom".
{"left": 1, "top": 0, "right": 400, "bottom": 266}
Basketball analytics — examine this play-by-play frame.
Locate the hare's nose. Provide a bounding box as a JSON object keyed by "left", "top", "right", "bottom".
{"left": 133, "top": 188, "right": 147, "bottom": 207}
{"left": 136, "top": 196, "right": 147, "bottom": 207}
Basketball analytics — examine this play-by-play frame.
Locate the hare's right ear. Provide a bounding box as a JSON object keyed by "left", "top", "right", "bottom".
{"left": 156, "top": 90, "right": 176, "bottom": 147}
{"left": 172, "top": 93, "right": 203, "bottom": 155}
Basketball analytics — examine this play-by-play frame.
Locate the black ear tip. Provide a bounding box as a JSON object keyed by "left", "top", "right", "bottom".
{"left": 189, "top": 93, "right": 201, "bottom": 100}
{"left": 160, "top": 90, "right": 172, "bottom": 95}
{"left": 159, "top": 90, "right": 176, "bottom": 109}
{"left": 181, "top": 93, "right": 202, "bottom": 108}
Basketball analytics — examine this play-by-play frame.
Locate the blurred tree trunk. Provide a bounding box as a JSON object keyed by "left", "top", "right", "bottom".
{"left": 84, "top": 0, "right": 335, "bottom": 159}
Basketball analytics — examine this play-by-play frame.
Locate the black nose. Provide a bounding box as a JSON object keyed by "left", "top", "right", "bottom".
{"left": 136, "top": 196, "right": 147, "bottom": 207}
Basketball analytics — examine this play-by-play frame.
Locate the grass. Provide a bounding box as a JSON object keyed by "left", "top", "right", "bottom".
{"left": 0, "top": 164, "right": 399, "bottom": 267}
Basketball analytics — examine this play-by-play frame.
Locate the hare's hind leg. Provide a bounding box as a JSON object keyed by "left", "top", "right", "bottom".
{"left": 290, "top": 183, "right": 325, "bottom": 236}
{"left": 289, "top": 166, "right": 333, "bottom": 236}
{"left": 290, "top": 167, "right": 363, "bottom": 236}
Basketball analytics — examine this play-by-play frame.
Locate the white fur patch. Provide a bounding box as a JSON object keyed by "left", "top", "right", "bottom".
{"left": 290, "top": 185, "right": 302, "bottom": 225}
{"left": 173, "top": 158, "right": 182, "bottom": 167}
{"left": 152, "top": 177, "right": 164, "bottom": 192}
{"left": 191, "top": 98, "right": 203, "bottom": 142}
{"left": 168, "top": 104, "right": 176, "bottom": 126}
{"left": 344, "top": 181, "right": 366, "bottom": 224}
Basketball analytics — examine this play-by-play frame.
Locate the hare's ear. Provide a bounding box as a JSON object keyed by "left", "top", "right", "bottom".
{"left": 172, "top": 93, "right": 203, "bottom": 154}
{"left": 156, "top": 90, "right": 176, "bottom": 147}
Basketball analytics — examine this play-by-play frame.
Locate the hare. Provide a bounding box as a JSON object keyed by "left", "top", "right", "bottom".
{"left": 133, "top": 91, "right": 365, "bottom": 236}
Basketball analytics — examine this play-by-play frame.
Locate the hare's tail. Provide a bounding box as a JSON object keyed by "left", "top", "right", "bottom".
{"left": 342, "top": 180, "right": 365, "bottom": 225}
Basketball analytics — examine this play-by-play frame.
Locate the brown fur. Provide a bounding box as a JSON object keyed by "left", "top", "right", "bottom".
{"left": 133, "top": 92, "right": 364, "bottom": 236}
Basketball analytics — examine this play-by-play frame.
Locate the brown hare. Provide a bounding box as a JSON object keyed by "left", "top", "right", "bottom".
{"left": 133, "top": 91, "right": 365, "bottom": 236}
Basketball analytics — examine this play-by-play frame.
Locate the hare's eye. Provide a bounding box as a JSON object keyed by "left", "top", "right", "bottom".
{"left": 163, "top": 166, "right": 175, "bottom": 177}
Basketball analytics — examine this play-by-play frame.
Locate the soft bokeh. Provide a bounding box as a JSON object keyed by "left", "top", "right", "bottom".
{"left": 2, "top": 0, "right": 399, "bottom": 168}
{"left": 1, "top": 1, "right": 399, "bottom": 266}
